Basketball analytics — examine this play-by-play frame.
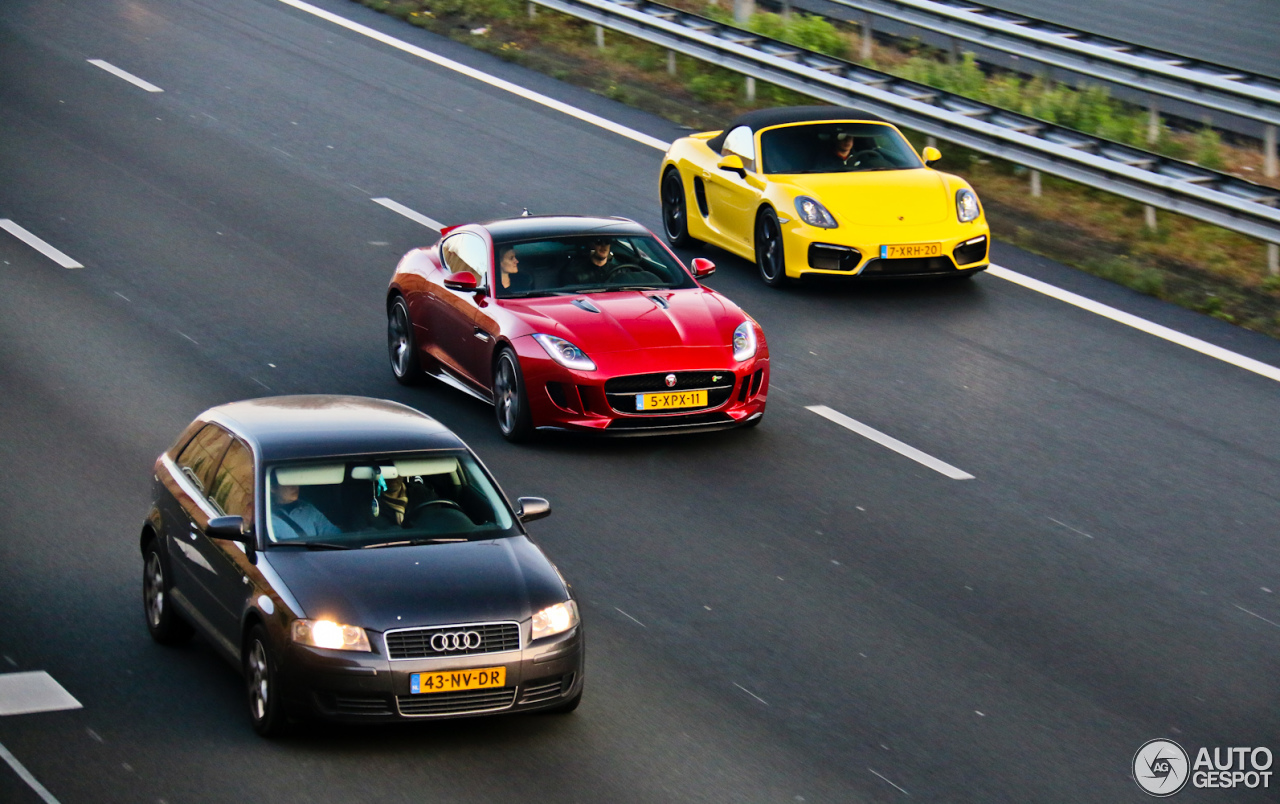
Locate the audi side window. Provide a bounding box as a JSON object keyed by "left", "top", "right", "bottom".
{"left": 175, "top": 425, "right": 233, "bottom": 495}
{"left": 208, "top": 439, "right": 255, "bottom": 521}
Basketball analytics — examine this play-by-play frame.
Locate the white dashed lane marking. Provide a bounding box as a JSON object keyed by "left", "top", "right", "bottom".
{"left": 0, "top": 220, "right": 83, "bottom": 268}
{"left": 372, "top": 198, "right": 445, "bottom": 232}
{"left": 806, "top": 405, "right": 975, "bottom": 480}
{"left": 86, "top": 59, "right": 163, "bottom": 92}
{"left": 0, "top": 671, "right": 82, "bottom": 716}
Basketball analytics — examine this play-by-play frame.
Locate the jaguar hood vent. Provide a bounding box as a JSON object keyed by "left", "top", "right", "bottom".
{"left": 571, "top": 298, "right": 601, "bottom": 314}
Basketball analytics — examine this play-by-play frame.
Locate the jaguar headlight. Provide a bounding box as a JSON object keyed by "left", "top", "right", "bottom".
{"left": 732, "top": 320, "right": 757, "bottom": 362}
{"left": 956, "top": 188, "right": 980, "bottom": 222}
{"left": 794, "top": 196, "right": 838, "bottom": 228}
{"left": 531, "top": 600, "right": 579, "bottom": 641}
{"left": 291, "top": 619, "right": 371, "bottom": 652}
{"left": 532, "top": 333, "right": 596, "bottom": 371}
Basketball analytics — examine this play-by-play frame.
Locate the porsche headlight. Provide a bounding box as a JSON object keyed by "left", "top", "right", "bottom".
{"left": 732, "top": 320, "right": 757, "bottom": 362}
{"left": 532, "top": 333, "right": 596, "bottom": 371}
{"left": 956, "top": 188, "right": 980, "bottom": 222}
{"left": 291, "top": 619, "right": 371, "bottom": 652}
{"left": 531, "top": 600, "right": 579, "bottom": 641}
{"left": 794, "top": 196, "right": 838, "bottom": 229}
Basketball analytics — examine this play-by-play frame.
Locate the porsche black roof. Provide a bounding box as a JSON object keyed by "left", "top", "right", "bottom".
{"left": 706, "top": 106, "right": 888, "bottom": 153}
{"left": 482, "top": 215, "right": 649, "bottom": 241}
{"left": 202, "top": 395, "right": 463, "bottom": 462}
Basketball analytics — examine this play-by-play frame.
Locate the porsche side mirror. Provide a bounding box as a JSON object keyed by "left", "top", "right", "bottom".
{"left": 716, "top": 154, "right": 747, "bottom": 177}
{"left": 516, "top": 497, "right": 551, "bottom": 523}
{"left": 443, "top": 271, "right": 479, "bottom": 291}
{"left": 922, "top": 146, "right": 942, "bottom": 166}
{"left": 691, "top": 257, "right": 716, "bottom": 278}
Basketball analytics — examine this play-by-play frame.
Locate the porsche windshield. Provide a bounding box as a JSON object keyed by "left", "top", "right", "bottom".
{"left": 760, "top": 122, "right": 923, "bottom": 175}
{"left": 264, "top": 451, "right": 517, "bottom": 548}
{"left": 493, "top": 233, "right": 698, "bottom": 298}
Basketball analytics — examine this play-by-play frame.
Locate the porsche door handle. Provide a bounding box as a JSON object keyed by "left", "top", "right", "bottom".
{"left": 473, "top": 327, "right": 493, "bottom": 342}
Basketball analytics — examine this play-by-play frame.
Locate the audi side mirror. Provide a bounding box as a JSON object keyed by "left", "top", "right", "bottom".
{"left": 516, "top": 497, "right": 551, "bottom": 523}
{"left": 691, "top": 257, "right": 716, "bottom": 278}
{"left": 207, "top": 515, "right": 246, "bottom": 539}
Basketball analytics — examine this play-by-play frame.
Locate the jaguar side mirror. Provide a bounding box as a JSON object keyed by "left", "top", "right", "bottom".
{"left": 691, "top": 257, "right": 716, "bottom": 278}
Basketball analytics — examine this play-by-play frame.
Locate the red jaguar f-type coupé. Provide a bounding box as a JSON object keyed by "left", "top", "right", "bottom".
{"left": 386, "top": 215, "right": 769, "bottom": 440}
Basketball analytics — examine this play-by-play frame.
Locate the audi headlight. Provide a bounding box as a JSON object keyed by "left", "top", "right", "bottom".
{"left": 732, "top": 320, "right": 757, "bottom": 362}
{"left": 956, "top": 188, "right": 980, "bottom": 222}
{"left": 291, "top": 619, "right": 371, "bottom": 652}
{"left": 531, "top": 600, "right": 579, "bottom": 641}
{"left": 532, "top": 333, "right": 596, "bottom": 371}
{"left": 794, "top": 196, "right": 838, "bottom": 228}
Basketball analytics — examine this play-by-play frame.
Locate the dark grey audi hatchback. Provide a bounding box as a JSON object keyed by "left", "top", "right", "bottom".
{"left": 140, "top": 395, "right": 583, "bottom": 736}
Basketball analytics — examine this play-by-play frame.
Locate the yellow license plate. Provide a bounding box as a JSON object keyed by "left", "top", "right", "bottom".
{"left": 637, "top": 390, "right": 708, "bottom": 411}
{"left": 881, "top": 242, "right": 941, "bottom": 259}
{"left": 410, "top": 666, "right": 505, "bottom": 694}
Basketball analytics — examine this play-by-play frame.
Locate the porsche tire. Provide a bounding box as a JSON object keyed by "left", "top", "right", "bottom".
{"left": 388, "top": 296, "right": 422, "bottom": 386}
{"left": 143, "top": 539, "right": 193, "bottom": 645}
{"left": 754, "top": 209, "right": 788, "bottom": 287}
{"left": 494, "top": 348, "right": 534, "bottom": 443}
{"left": 661, "top": 168, "right": 697, "bottom": 249}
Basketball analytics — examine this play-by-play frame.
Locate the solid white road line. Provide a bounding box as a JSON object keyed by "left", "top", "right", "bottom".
{"left": 0, "top": 220, "right": 83, "bottom": 268}
{"left": 86, "top": 59, "right": 163, "bottom": 93}
{"left": 0, "top": 671, "right": 82, "bottom": 716}
{"left": 372, "top": 198, "right": 445, "bottom": 231}
{"left": 0, "top": 742, "right": 61, "bottom": 804}
{"left": 807, "top": 405, "right": 975, "bottom": 480}
{"left": 277, "top": 0, "right": 670, "bottom": 151}
{"left": 988, "top": 264, "right": 1280, "bottom": 384}
{"left": 867, "top": 768, "right": 910, "bottom": 796}
{"left": 285, "top": 2, "right": 1280, "bottom": 387}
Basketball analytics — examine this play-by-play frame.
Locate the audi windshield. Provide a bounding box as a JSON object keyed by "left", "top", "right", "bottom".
{"left": 263, "top": 451, "right": 517, "bottom": 547}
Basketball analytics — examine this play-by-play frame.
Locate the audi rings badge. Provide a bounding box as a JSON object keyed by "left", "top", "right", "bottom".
{"left": 430, "top": 630, "right": 483, "bottom": 652}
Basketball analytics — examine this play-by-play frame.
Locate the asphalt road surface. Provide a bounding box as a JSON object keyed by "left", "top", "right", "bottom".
{"left": 2, "top": 0, "right": 1279, "bottom": 802}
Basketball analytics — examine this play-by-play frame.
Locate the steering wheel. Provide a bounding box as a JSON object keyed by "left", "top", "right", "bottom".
{"left": 403, "top": 498, "right": 465, "bottom": 527}
{"left": 603, "top": 262, "right": 646, "bottom": 282}
{"left": 849, "top": 149, "right": 885, "bottom": 167}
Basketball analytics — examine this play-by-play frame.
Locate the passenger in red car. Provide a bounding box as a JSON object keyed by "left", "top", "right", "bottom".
{"left": 498, "top": 247, "right": 531, "bottom": 293}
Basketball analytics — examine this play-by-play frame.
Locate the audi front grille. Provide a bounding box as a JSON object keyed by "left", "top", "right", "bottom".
{"left": 384, "top": 621, "right": 521, "bottom": 660}
{"left": 396, "top": 688, "right": 517, "bottom": 717}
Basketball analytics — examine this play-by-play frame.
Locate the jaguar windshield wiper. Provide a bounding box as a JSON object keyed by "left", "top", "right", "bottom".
{"left": 272, "top": 541, "right": 351, "bottom": 550}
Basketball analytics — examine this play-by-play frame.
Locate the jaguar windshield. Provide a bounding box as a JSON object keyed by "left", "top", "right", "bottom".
{"left": 264, "top": 451, "right": 516, "bottom": 547}
{"left": 493, "top": 233, "right": 697, "bottom": 299}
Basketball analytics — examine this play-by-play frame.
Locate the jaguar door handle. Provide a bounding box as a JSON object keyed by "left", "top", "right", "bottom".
{"left": 473, "top": 327, "right": 492, "bottom": 342}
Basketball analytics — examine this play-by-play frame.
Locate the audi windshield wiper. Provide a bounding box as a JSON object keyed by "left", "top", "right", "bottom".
{"left": 362, "top": 537, "right": 469, "bottom": 549}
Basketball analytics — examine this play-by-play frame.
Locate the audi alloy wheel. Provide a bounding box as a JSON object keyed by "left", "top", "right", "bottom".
{"left": 143, "top": 542, "right": 191, "bottom": 644}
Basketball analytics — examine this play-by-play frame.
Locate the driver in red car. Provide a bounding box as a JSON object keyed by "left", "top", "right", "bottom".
{"left": 561, "top": 238, "right": 617, "bottom": 286}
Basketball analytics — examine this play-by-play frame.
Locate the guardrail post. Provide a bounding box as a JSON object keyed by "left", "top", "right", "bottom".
{"left": 1266, "top": 125, "right": 1278, "bottom": 179}
{"left": 595, "top": 24, "right": 604, "bottom": 49}
{"left": 780, "top": 0, "right": 791, "bottom": 21}
{"left": 745, "top": 76, "right": 756, "bottom": 102}
{"left": 1269, "top": 243, "right": 1279, "bottom": 276}
{"left": 1148, "top": 99, "right": 1160, "bottom": 145}
{"left": 733, "top": 0, "right": 754, "bottom": 25}
{"left": 667, "top": 49, "right": 677, "bottom": 76}
{"left": 861, "top": 13, "right": 874, "bottom": 62}
{"left": 948, "top": 37, "right": 959, "bottom": 65}
{"left": 1145, "top": 205, "right": 1158, "bottom": 231}
{"left": 527, "top": 1, "right": 535, "bottom": 20}
{"left": 1030, "top": 169, "right": 1041, "bottom": 198}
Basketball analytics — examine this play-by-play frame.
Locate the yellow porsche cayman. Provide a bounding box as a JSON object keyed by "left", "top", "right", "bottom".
{"left": 659, "top": 106, "right": 990, "bottom": 286}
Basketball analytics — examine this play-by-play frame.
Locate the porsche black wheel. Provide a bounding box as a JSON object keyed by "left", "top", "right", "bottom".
{"left": 494, "top": 348, "right": 534, "bottom": 442}
{"left": 754, "top": 209, "right": 788, "bottom": 287}
{"left": 388, "top": 296, "right": 422, "bottom": 385}
{"left": 661, "top": 168, "right": 697, "bottom": 249}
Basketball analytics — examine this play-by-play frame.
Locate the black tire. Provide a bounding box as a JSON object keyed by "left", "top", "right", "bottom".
{"left": 388, "top": 296, "right": 422, "bottom": 386}
{"left": 661, "top": 168, "right": 697, "bottom": 249}
{"left": 245, "top": 625, "right": 289, "bottom": 737}
{"left": 493, "top": 348, "right": 534, "bottom": 442}
{"left": 143, "top": 539, "right": 193, "bottom": 645}
{"left": 754, "top": 208, "right": 788, "bottom": 287}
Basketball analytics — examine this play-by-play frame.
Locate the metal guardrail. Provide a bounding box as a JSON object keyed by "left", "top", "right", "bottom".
{"left": 532, "top": 0, "right": 1280, "bottom": 246}
{"left": 825, "top": 0, "right": 1280, "bottom": 129}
